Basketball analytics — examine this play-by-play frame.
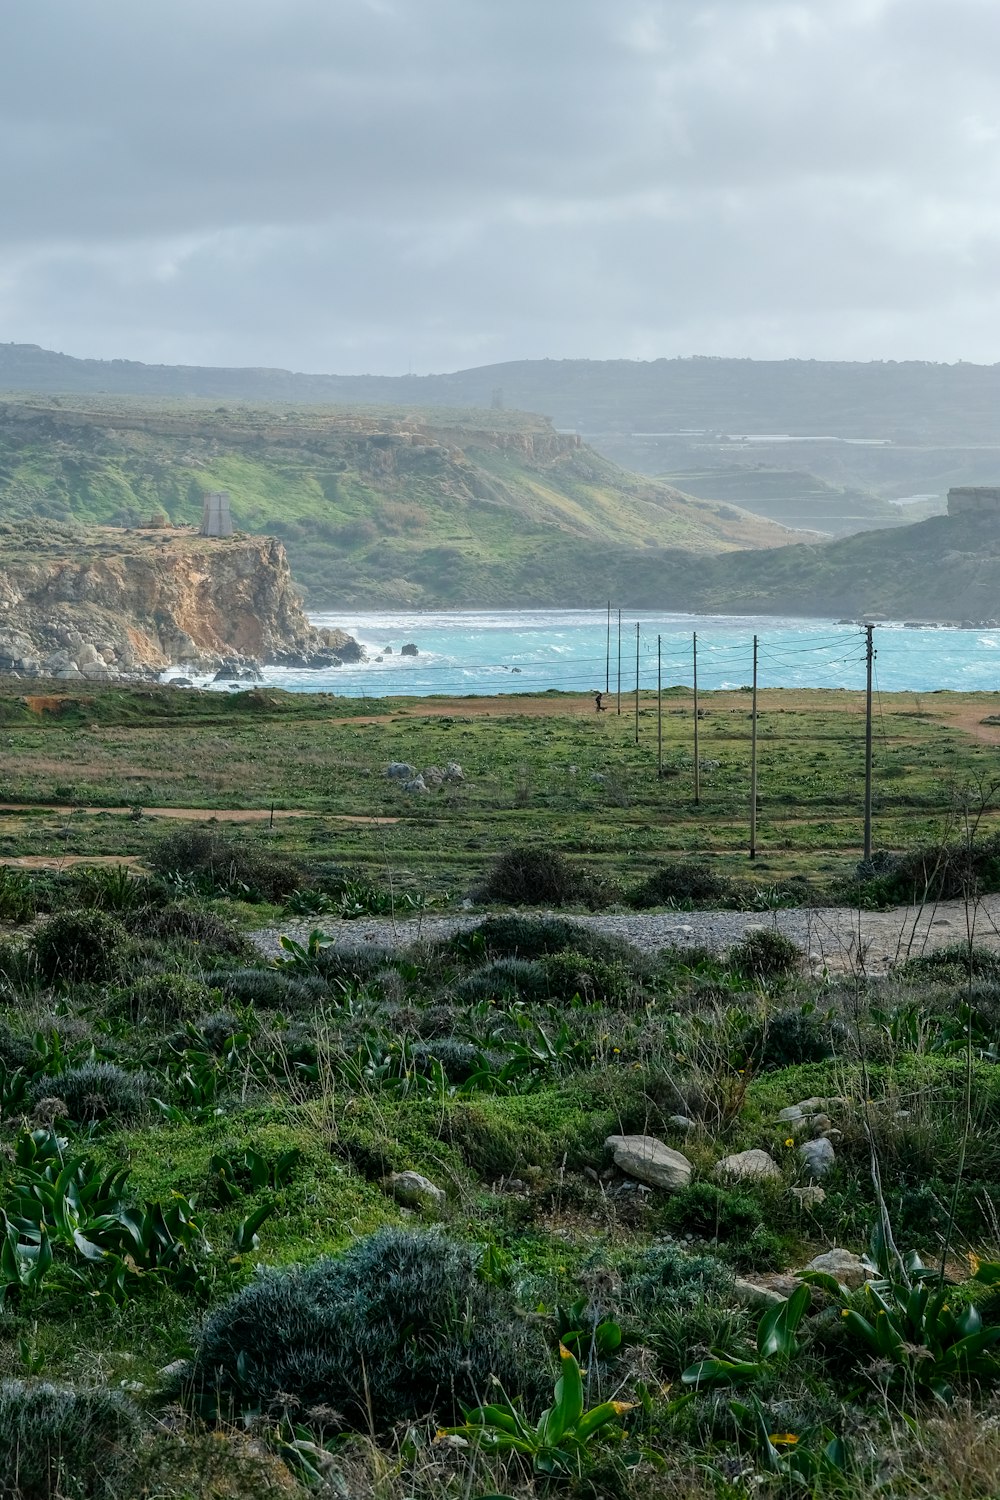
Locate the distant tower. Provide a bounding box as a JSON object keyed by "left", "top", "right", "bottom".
{"left": 200, "top": 491, "right": 234, "bottom": 537}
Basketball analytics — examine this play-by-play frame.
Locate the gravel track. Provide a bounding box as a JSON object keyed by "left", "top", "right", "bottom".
{"left": 252, "top": 893, "right": 1000, "bottom": 973}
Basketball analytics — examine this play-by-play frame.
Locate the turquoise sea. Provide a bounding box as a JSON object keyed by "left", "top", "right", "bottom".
{"left": 229, "top": 610, "right": 1000, "bottom": 698}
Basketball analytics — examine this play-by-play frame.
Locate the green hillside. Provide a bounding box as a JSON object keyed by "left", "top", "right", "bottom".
{"left": 0, "top": 396, "right": 794, "bottom": 607}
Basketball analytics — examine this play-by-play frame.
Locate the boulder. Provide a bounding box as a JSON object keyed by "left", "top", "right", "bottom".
{"left": 732, "top": 1276, "right": 788, "bottom": 1310}
{"left": 400, "top": 643, "right": 419, "bottom": 656}
{"left": 714, "top": 1148, "right": 781, "bottom": 1183}
{"left": 403, "top": 776, "right": 429, "bottom": 794}
{"left": 790, "top": 1186, "right": 827, "bottom": 1209}
{"left": 75, "top": 644, "right": 100, "bottom": 667}
{"left": 387, "top": 1170, "right": 445, "bottom": 1210}
{"left": 798, "top": 1136, "right": 836, "bottom": 1179}
{"left": 605, "top": 1134, "right": 692, "bottom": 1192}
{"left": 422, "top": 765, "right": 445, "bottom": 787}
{"left": 386, "top": 762, "right": 416, "bottom": 780}
{"left": 668, "top": 1114, "right": 695, "bottom": 1133}
{"left": 800, "top": 1248, "right": 872, "bottom": 1290}
{"left": 445, "top": 761, "right": 465, "bottom": 782}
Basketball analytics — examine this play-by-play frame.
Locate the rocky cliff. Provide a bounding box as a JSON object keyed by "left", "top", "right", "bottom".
{"left": 0, "top": 522, "right": 361, "bottom": 681}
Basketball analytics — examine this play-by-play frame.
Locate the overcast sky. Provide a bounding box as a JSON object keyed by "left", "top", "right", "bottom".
{"left": 1, "top": 0, "right": 998, "bottom": 372}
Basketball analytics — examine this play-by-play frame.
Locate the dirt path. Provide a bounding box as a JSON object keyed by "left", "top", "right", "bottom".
{"left": 0, "top": 803, "right": 398, "bottom": 825}
{"left": 253, "top": 892, "right": 1000, "bottom": 974}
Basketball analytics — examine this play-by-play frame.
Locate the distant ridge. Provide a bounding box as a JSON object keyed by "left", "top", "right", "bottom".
{"left": 4, "top": 343, "right": 1000, "bottom": 444}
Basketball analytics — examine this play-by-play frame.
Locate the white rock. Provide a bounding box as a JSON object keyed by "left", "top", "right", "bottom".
{"left": 800, "top": 1248, "right": 872, "bottom": 1290}
{"left": 387, "top": 1171, "right": 445, "bottom": 1210}
{"left": 606, "top": 1134, "right": 692, "bottom": 1192}
{"left": 799, "top": 1136, "right": 836, "bottom": 1179}
{"left": 668, "top": 1114, "right": 696, "bottom": 1132}
{"left": 445, "top": 761, "right": 465, "bottom": 782}
{"left": 714, "top": 1148, "right": 782, "bottom": 1183}
{"left": 403, "top": 775, "right": 429, "bottom": 794}
{"left": 791, "top": 1186, "right": 827, "bottom": 1208}
{"left": 76, "top": 644, "right": 100, "bottom": 667}
{"left": 386, "top": 762, "right": 416, "bottom": 780}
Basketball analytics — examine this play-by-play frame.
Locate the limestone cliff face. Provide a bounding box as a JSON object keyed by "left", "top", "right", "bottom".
{"left": 0, "top": 524, "right": 360, "bottom": 680}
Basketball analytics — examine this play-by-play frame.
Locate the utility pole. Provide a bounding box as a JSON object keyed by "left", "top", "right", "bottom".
{"left": 634, "top": 622, "right": 640, "bottom": 745}
{"left": 657, "top": 634, "right": 663, "bottom": 779}
{"left": 693, "top": 631, "right": 700, "bottom": 805}
{"left": 605, "top": 601, "right": 611, "bottom": 695}
{"left": 617, "top": 608, "right": 622, "bottom": 715}
{"left": 750, "top": 634, "right": 758, "bottom": 860}
{"left": 864, "top": 623, "right": 875, "bottom": 863}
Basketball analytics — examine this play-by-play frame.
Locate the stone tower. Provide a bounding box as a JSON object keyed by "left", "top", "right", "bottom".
{"left": 200, "top": 491, "right": 234, "bottom": 537}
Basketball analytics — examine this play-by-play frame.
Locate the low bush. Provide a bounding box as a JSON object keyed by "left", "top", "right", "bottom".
{"left": 476, "top": 845, "right": 604, "bottom": 908}
{"left": 660, "top": 1181, "right": 764, "bottom": 1243}
{"left": 449, "top": 914, "right": 641, "bottom": 966}
{"left": 727, "top": 928, "right": 803, "bottom": 983}
{"left": 141, "top": 903, "right": 253, "bottom": 961}
{"left": 624, "top": 1242, "right": 735, "bottom": 1313}
{"left": 628, "top": 861, "right": 731, "bottom": 909}
{"left": 539, "top": 949, "right": 642, "bottom": 1008}
{"left": 31, "top": 1061, "right": 153, "bottom": 1124}
{"left": 742, "top": 1003, "right": 843, "bottom": 1070}
{"left": 190, "top": 1228, "right": 550, "bottom": 1430}
{"left": 850, "top": 836, "right": 1000, "bottom": 907}
{"left": 31, "top": 910, "right": 130, "bottom": 986}
{"left": 212, "top": 966, "right": 330, "bottom": 1011}
{"left": 453, "top": 957, "right": 549, "bottom": 1003}
{"left": 0, "top": 1019, "right": 36, "bottom": 1072}
{"left": 110, "top": 973, "right": 218, "bottom": 1023}
{"left": 149, "top": 826, "right": 303, "bottom": 903}
{"left": 0, "top": 1380, "right": 142, "bottom": 1500}
{"left": 0, "top": 864, "right": 36, "bottom": 924}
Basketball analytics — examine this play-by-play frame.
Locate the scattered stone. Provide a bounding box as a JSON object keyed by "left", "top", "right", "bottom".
{"left": 403, "top": 775, "right": 429, "bottom": 794}
{"left": 386, "top": 762, "right": 416, "bottom": 780}
{"left": 800, "top": 1248, "right": 872, "bottom": 1290}
{"left": 714, "top": 1148, "right": 782, "bottom": 1183}
{"left": 158, "top": 1358, "right": 191, "bottom": 1383}
{"left": 668, "top": 1114, "right": 695, "bottom": 1132}
{"left": 76, "top": 643, "right": 100, "bottom": 667}
{"left": 809, "top": 1113, "right": 833, "bottom": 1137}
{"left": 422, "top": 765, "right": 445, "bottom": 787}
{"left": 605, "top": 1133, "right": 692, "bottom": 1192}
{"left": 445, "top": 761, "right": 465, "bottom": 782}
{"left": 387, "top": 1170, "right": 445, "bottom": 1210}
{"left": 400, "top": 642, "right": 419, "bottom": 656}
{"left": 732, "top": 1275, "right": 793, "bottom": 1309}
{"left": 790, "top": 1186, "right": 827, "bottom": 1209}
{"left": 798, "top": 1136, "right": 836, "bottom": 1179}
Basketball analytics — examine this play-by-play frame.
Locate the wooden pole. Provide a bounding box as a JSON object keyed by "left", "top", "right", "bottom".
{"left": 634, "top": 622, "right": 640, "bottom": 745}
{"left": 693, "top": 631, "right": 700, "bottom": 805}
{"left": 616, "top": 608, "right": 622, "bottom": 715}
{"left": 657, "top": 634, "right": 662, "bottom": 779}
{"left": 605, "top": 600, "right": 611, "bottom": 695}
{"left": 750, "top": 634, "right": 758, "bottom": 860}
{"left": 864, "top": 623, "right": 875, "bottom": 862}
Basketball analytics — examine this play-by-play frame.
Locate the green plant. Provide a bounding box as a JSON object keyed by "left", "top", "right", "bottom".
{"left": 727, "top": 929, "right": 802, "bottom": 983}
{"left": 803, "top": 1245, "right": 1000, "bottom": 1402}
{"left": 276, "top": 928, "right": 334, "bottom": 973}
{"left": 110, "top": 972, "right": 217, "bottom": 1022}
{"left": 31, "top": 909, "right": 129, "bottom": 986}
{"left": 681, "top": 1283, "right": 811, "bottom": 1387}
{"left": 189, "top": 1228, "right": 551, "bottom": 1430}
{"left": 30, "top": 1062, "right": 152, "bottom": 1125}
{"left": 445, "top": 1342, "right": 633, "bottom": 1474}
{"left": 727, "top": 1392, "right": 855, "bottom": 1490}
{"left": 143, "top": 903, "right": 253, "bottom": 960}
{"left": 209, "top": 1148, "right": 301, "bottom": 1203}
{"left": 0, "top": 1380, "right": 142, "bottom": 1500}
{"left": 71, "top": 864, "right": 148, "bottom": 913}
{"left": 0, "top": 864, "right": 36, "bottom": 923}
{"left": 627, "top": 861, "right": 731, "bottom": 910}
{"left": 742, "top": 1002, "right": 842, "bottom": 1070}
{"left": 149, "top": 826, "right": 303, "bottom": 902}
{"left": 477, "top": 846, "right": 599, "bottom": 908}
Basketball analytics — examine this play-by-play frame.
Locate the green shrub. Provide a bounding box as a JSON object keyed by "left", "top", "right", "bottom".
{"left": 727, "top": 929, "right": 802, "bottom": 983}
{"left": 0, "top": 1380, "right": 142, "bottom": 1500}
{"left": 31, "top": 910, "right": 129, "bottom": 986}
{"left": 0, "top": 937, "right": 36, "bottom": 996}
{"left": 212, "top": 966, "right": 329, "bottom": 1011}
{"left": 628, "top": 862, "right": 731, "bottom": 909}
{"left": 70, "top": 864, "right": 150, "bottom": 914}
{"left": 190, "top": 1228, "right": 550, "bottom": 1430}
{"left": 449, "top": 915, "right": 640, "bottom": 966}
{"left": 0, "top": 865, "right": 36, "bottom": 924}
{"left": 742, "top": 1004, "right": 843, "bottom": 1070}
{"left": 649, "top": 1302, "right": 753, "bottom": 1379}
{"left": 661, "top": 1181, "right": 764, "bottom": 1242}
{"left": 141, "top": 904, "right": 253, "bottom": 961}
{"left": 477, "top": 845, "right": 603, "bottom": 908}
{"left": 539, "top": 949, "right": 641, "bottom": 1008}
{"left": 624, "top": 1243, "right": 735, "bottom": 1313}
{"left": 110, "top": 973, "right": 217, "bottom": 1023}
{"left": 149, "top": 827, "right": 302, "bottom": 902}
{"left": 31, "top": 1061, "right": 152, "bottom": 1124}
{"left": 453, "top": 957, "right": 549, "bottom": 1003}
{"left": 313, "top": 944, "right": 401, "bottom": 987}
{"left": 0, "top": 1020, "right": 36, "bottom": 1072}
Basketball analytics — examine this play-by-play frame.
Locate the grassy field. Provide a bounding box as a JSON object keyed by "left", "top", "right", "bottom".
{"left": 2, "top": 682, "right": 1000, "bottom": 1496}
{"left": 1, "top": 682, "right": 999, "bottom": 901}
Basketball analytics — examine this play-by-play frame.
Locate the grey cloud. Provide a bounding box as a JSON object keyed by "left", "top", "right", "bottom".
{"left": 1, "top": 0, "right": 1000, "bottom": 369}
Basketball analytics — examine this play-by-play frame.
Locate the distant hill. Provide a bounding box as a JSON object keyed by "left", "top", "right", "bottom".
{"left": 564, "top": 508, "right": 1000, "bottom": 622}
{"left": 4, "top": 344, "right": 1000, "bottom": 443}
{"left": 0, "top": 395, "right": 795, "bottom": 608}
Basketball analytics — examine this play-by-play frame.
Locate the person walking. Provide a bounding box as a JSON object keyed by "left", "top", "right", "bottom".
{"left": 594, "top": 690, "right": 606, "bottom": 712}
